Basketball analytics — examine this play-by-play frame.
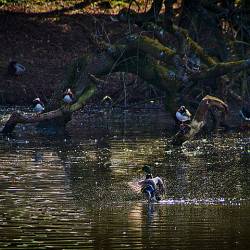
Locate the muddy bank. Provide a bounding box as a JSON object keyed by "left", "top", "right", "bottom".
{"left": 0, "top": 12, "right": 126, "bottom": 105}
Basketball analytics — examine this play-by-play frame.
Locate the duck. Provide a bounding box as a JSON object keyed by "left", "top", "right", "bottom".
{"left": 176, "top": 106, "right": 192, "bottom": 123}
{"left": 8, "top": 61, "right": 26, "bottom": 76}
{"left": 240, "top": 106, "right": 250, "bottom": 121}
{"left": 33, "top": 98, "right": 45, "bottom": 114}
{"left": 101, "top": 95, "right": 113, "bottom": 107}
{"left": 63, "top": 88, "right": 74, "bottom": 104}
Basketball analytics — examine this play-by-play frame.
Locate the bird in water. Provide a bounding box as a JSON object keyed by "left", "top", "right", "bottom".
{"left": 8, "top": 61, "right": 26, "bottom": 76}
{"left": 138, "top": 173, "right": 165, "bottom": 202}
{"left": 176, "top": 106, "right": 192, "bottom": 123}
{"left": 63, "top": 88, "right": 74, "bottom": 104}
{"left": 33, "top": 98, "right": 45, "bottom": 115}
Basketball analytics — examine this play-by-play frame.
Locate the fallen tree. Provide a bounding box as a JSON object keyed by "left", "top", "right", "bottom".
{"left": 1, "top": 0, "right": 250, "bottom": 145}
{"left": 63, "top": 33, "right": 250, "bottom": 111}
{"left": 2, "top": 84, "right": 95, "bottom": 134}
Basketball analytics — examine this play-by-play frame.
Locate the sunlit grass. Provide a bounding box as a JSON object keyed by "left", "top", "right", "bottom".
{"left": 0, "top": 0, "right": 87, "bottom": 10}
{"left": 0, "top": 0, "right": 143, "bottom": 13}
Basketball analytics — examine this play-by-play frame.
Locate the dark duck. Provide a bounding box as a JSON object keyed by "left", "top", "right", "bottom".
{"left": 8, "top": 61, "right": 26, "bottom": 76}
{"left": 63, "top": 88, "right": 74, "bottom": 104}
{"left": 33, "top": 98, "right": 45, "bottom": 114}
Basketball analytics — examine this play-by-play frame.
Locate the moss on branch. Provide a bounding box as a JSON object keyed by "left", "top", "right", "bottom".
{"left": 70, "top": 84, "right": 96, "bottom": 112}
{"left": 190, "top": 59, "right": 250, "bottom": 81}
{"left": 124, "top": 35, "right": 177, "bottom": 64}
{"left": 173, "top": 25, "right": 217, "bottom": 66}
{"left": 143, "top": 22, "right": 217, "bottom": 67}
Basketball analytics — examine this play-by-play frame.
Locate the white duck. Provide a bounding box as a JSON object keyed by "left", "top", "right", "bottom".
{"left": 176, "top": 106, "right": 192, "bottom": 123}
{"left": 33, "top": 98, "right": 45, "bottom": 114}
{"left": 63, "top": 88, "right": 74, "bottom": 104}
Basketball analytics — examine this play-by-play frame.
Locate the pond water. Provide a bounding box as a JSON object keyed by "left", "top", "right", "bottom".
{"left": 0, "top": 107, "right": 249, "bottom": 249}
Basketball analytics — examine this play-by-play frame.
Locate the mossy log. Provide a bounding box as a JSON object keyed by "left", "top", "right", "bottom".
{"left": 2, "top": 84, "right": 96, "bottom": 134}
{"left": 143, "top": 23, "right": 217, "bottom": 66}
{"left": 172, "top": 95, "right": 228, "bottom": 146}
{"left": 173, "top": 25, "right": 217, "bottom": 66}
{"left": 67, "top": 34, "right": 250, "bottom": 113}
{"left": 189, "top": 59, "right": 250, "bottom": 81}
{"left": 124, "top": 35, "right": 177, "bottom": 64}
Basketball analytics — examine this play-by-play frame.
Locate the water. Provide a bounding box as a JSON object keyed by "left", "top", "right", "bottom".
{"left": 0, "top": 107, "right": 249, "bottom": 249}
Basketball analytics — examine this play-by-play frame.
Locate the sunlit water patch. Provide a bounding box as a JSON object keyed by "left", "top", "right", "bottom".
{"left": 0, "top": 106, "right": 249, "bottom": 249}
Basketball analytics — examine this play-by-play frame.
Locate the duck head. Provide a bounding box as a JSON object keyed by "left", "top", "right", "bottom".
{"left": 178, "top": 106, "right": 186, "bottom": 113}
{"left": 64, "top": 88, "right": 73, "bottom": 97}
{"left": 33, "top": 97, "right": 41, "bottom": 105}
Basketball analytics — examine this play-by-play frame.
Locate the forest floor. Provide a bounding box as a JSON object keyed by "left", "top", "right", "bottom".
{"left": 0, "top": 2, "right": 142, "bottom": 105}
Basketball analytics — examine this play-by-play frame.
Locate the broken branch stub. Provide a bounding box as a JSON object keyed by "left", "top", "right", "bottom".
{"left": 172, "top": 95, "right": 228, "bottom": 146}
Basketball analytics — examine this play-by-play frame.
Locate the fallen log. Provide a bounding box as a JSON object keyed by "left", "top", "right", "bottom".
{"left": 2, "top": 84, "right": 96, "bottom": 134}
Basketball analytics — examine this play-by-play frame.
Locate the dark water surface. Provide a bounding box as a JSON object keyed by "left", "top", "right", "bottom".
{"left": 0, "top": 107, "right": 249, "bottom": 249}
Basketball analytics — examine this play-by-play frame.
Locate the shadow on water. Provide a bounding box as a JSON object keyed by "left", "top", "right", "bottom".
{"left": 0, "top": 107, "right": 249, "bottom": 249}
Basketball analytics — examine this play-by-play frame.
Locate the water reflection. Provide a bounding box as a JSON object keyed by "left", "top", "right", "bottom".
{"left": 0, "top": 107, "right": 249, "bottom": 249}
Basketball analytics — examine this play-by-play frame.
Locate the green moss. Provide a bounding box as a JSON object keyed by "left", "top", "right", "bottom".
{"left": 173, "top": 25, "right": 217, "bottom": 66}
{"left": 125, "top": 35, "right": 176, "bottom": 64}
{"left": 191, "top": 59, "right": 250, "bottom": 81}
{"left": 70, "top": 84, "right": 96, "bottom": 112}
